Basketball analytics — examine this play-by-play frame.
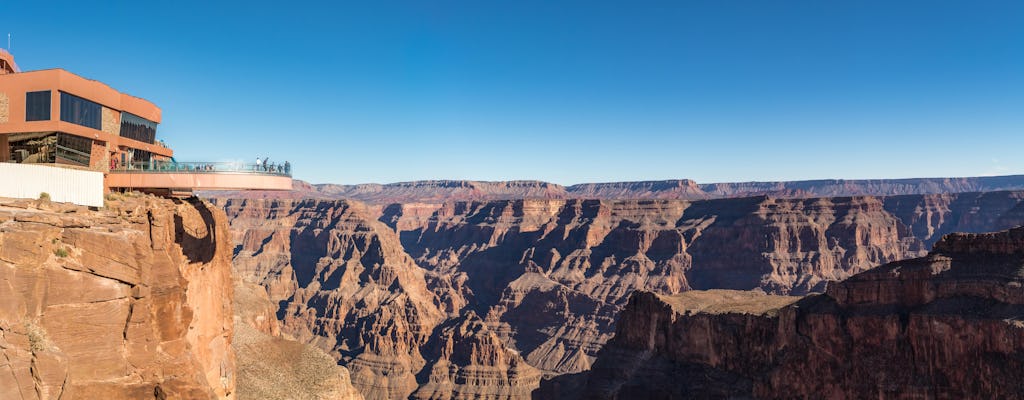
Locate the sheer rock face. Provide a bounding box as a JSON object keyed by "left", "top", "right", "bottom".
{"left": 399, "top": 197, "right": 928, "bottom": 374}
{"left": 213, "top": 191, "right": 1024, "bottom": 398}
{"left": 413, "top": 311, "right": 542, "bottom": 400}
{"left": 570, "top": 227, "right": 1024, "bottom": 399}
{"left": 0, "top": 196, "right": 235, "bottom": 399}
{"left": 216, "top": 199, "right": 446, "bottom": 400}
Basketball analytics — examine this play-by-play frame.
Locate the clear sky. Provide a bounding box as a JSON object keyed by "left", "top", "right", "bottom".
{"left": 2, "top": 1, "right": 1022, "bottom": 185}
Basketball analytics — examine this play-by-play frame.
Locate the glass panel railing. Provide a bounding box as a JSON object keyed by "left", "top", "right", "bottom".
{"left": 110, "top": 161, "right": 292, "bottom": 177}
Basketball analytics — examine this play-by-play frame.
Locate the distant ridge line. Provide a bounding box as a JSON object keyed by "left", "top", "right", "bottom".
{"left": 202, "top": 174, "right": 1024, "bottom": 204}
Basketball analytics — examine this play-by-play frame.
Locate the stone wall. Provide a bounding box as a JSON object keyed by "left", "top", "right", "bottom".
{"left": 89, "top": 140, "right": 109, "bottom": 172}
{"left": 100, "top": 107, "right": 119, "bottom": 137}
{"left": 0, "top": 91, "right": 9, "bottom": 123}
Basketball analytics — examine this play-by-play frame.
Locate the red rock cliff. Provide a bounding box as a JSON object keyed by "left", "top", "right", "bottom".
{"left": 0, "top": 195, "right": 236, "bottom": 399}
{"left": 567, "top": 226, "right": 1024, "bottom": 399}
{"left": 216, "top": 198, "right": 542, "bottom": 400}
{"left": 212, "top": 191, "right": 1024, "bottom": 398}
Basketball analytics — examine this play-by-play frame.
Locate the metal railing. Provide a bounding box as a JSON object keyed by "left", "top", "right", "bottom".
{"left": 110, "top": 161, "right": 292, "bottom": 177}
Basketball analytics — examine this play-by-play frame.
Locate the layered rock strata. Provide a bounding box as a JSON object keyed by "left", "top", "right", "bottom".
{"left": 398, "top": 196, "right": 928, "bottom": 374}
{"left": 216, "top": 199, "right": 545, "bottom": 400}
{"left": 413, "top": 312, "right": 542, "bottom": 400}
{"left": 213, "top": 191, "right": 1024, "bottom": 398}
{"left": 0, "top": 195, "right": 235, "bottom": 399}
{"left": 202, "top": 175, "right": 1024, "bottom": 205}
{"left": 571, "top": 227, "right": 1024, "bottom": 399}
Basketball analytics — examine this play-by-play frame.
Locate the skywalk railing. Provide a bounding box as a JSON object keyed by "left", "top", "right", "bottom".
{"left": 110, "top": 161, "right": 292, "bottom": 177}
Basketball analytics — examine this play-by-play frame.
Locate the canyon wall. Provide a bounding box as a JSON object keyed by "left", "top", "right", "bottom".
{"left": 202, "top": 175, "right": 1024, "bottom": 205}
{"left": 0, "top": 195, "right": 235, "bottom": 399}
{"left": 212, "top": 191, "right": 1024, "bottom": 399}
{"left": 568, "top": 226, "right": 1024, "bottom": 399}
{"left": 216, "top": 198, "right": 539, "bottom": 400}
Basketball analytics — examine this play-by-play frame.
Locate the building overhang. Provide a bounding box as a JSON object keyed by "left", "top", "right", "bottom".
{"left": 106, "top": 172, "right": 293, "bottom": 191}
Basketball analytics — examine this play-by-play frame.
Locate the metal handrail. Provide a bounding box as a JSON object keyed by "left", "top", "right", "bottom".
{"left": 110, "top": 161, "right": 292, "bottom": 177}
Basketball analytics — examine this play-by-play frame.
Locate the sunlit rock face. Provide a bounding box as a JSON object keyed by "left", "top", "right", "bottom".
{"left": 213, "top": 190, "right": 1024, "bottom": 399}
{"left": 0, "top": 196, "right": 235, "bottom": 399}
{"left": 217, "top": 199, "right": 445, "bottom": 400}
{"left": 556, "top": 227, "right": 1024, "bottom": 399}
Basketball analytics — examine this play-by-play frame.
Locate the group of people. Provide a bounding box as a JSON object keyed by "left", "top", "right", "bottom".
{"left": 254, "top": 156, "right": 290, "bottom": 174}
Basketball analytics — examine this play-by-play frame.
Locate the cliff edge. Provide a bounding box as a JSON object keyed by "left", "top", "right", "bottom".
{"left": 0, "top": 195, "right": 236, "bottom": 399}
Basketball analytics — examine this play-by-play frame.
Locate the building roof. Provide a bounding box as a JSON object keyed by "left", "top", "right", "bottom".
{"left": 0, "top": 49, "right": 19, "bottom": 74}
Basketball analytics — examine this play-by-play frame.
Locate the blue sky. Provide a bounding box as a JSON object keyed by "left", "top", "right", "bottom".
{"left": 2, "top": 1, "right": 1022, "bottom": 184}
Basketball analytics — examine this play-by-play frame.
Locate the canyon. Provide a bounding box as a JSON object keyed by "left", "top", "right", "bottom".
{"left": 562, "top": 226, "right": 1024, "bottom": 399}
{"left": 1, "top": 181, "right": 1020, "bottom": 399}
{"left": 211, "top": 189, "right": 1024, "bottom": 399}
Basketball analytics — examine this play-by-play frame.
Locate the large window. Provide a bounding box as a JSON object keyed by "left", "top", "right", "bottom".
{"left": 25, "top": 91, "right": 51, "bottom": 121}
{"left": 6, "top": 132, "right": 91, "bottom": 167}
{"left": 130, "top": 149, "right": 152, "bottom": 163}
{"left": 55, "top": 133, "right": 93, "bottom": 166}
{"left": 120, "top": 112, "right": 157, "bottom": 144}
{"left": 59, "top": 92, "right": 101, "bottom": 130}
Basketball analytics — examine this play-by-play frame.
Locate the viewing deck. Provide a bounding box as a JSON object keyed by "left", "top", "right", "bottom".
{"left": 106, "top": 162, "right": 292, "bottom": 191}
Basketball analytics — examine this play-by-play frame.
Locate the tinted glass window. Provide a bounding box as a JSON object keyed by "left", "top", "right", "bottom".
{"left": 25, "top": 91, "right": 51, "bottom": 121}
{"left": 55, "top": 133, "right": 92, "bottom": 167}
{"left": 120, "top": 112, "right": 157, "bottom": 144}
{"left": 59, "top": 92, "right": 101, "bottom": 130}
{"left": 131, "top": 149, "right": 152, "bottom": 163}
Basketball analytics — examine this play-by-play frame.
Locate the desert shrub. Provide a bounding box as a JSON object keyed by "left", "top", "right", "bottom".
{"left": 25, "top": 322, "right": 48, "bottom": 353}
{"left": 38, "top": 192, "right": 51, "bottom": 202}
{"left": 53, "top": 248, "right": 68, "bottom": 258}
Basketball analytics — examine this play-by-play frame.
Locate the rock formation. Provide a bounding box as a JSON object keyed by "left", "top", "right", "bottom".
{"left": 566, "top": 226, "right": 1024, "bottom": 399}
{"left": 217, "top": 199, "right": 547, "bottom": 400}
{"left": 0, "top": 195, "right": 235, "bottom": 399}
{"left": 233, "top": 319, "right": 364, "bottom": 400}
{"left": 203, "top": 175, "right": 1024, "bottom": 205}
{"left": 316, "top": 181, "right": 568, "bottom": 204}
{"left": 396, "top": 196, "right": 930, "bottom": 375}
{"left": 211, "top": 190, "right": 1024, "bottom": 399}
{"left": 413, "top": 311, "right": 542, "bottom": 400}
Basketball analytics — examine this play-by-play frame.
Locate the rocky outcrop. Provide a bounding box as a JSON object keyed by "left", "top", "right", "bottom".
{"left": 413, "top": 311, "right": 542, "bottom": 400}
{"left": 568, "top": 226, "right": 1024, "bottom": 399}
{"left": 233, "top": 276, "right": 363, "bottom": 400}
{"left": 0, "top": 195, "right": 235, "bottom": 399}
{"left": 234, "top": 320, "right": 363, "bottom": 400}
